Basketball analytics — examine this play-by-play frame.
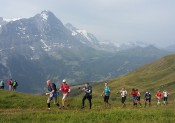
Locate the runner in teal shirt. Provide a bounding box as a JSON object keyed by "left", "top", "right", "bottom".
{"left": 102, "top": 82, "right": 111, "bottom": 108}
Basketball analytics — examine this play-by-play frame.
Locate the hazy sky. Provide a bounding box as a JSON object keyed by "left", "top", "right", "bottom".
{"left": 0, "top": 0, "right": 175, "bottom": 47}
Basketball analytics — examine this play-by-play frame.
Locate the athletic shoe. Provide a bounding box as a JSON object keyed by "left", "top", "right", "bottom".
{"left": 59, "top": 106, "right": 64, "bottom": 110}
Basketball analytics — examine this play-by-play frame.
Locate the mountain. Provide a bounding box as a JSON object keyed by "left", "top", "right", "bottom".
{"left": 165, "top": 44, "right": 175, "bottom": 53}
{"left": 65, "top": 23, "right": 119, "bottom": 52}
{"left": 0, "top": 10, "right": 172, "bottom": 93}
{"left": 93, "top": 54, "right": 175, "bottom": 96}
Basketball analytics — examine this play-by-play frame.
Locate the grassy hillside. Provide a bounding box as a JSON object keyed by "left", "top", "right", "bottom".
{"left": 93, "top": 54, "right": 175, "bottom": 97}
{"left": 1, "top": 90, "right": 175, "bottom": 123}
{"left": 1, "top": 54, "right": 175, "bottom": 123}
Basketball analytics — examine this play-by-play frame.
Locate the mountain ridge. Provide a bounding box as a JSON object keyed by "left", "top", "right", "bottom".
{"left": 0, "top": 10, "right": 173, "bottom": 93}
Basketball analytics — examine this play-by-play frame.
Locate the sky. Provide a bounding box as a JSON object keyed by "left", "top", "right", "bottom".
{"left": 0, "top": 0, "right": 175, "bottom": 47}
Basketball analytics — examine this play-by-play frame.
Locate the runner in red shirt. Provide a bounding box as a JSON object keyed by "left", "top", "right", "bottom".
{"left": 59, "top": 79, "right": 70, "bottom": 109}
{"left": 155, "top": 90, "right": 162, "bottom": 106}
{"left": 130, "top": 88, "right": 138, "bottom": 107}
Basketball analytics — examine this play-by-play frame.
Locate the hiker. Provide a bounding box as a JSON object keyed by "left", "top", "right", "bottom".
{"left": 12, "top": 80, "right": 18, "bottom": 91}
{"left": 45, "top": 80, "right": 59, "bottom": 110}
{"left": 163, "top": 90, "right": 169, "bottom": 105}
{"left": 120, "top": 88, "right": 127, "bottom": 107}
{"left": 59, "top": 79, "right": 70, "bottom": 110}
{"left": 7, "top": 79, "right": 12, "bottom": 91}
{"left": 136, "top": 89, "right": 142, "bottom": 107}
{"left": 130, "top": 88, "right": 138, "bottom": 107}
{"left": 81, "top": 82, "right": 92, "bottom": 109}
{"left": 102, "top": 82, "right": 111, "bottom": 108}
{"left": 155, "top": 90, "right": 162, "bottom": 106}
{"left": 144, "top": 91, "right": 151, "bottom": 107}
{"left": 0, "top": 80, "right": 5, "bottom": 89}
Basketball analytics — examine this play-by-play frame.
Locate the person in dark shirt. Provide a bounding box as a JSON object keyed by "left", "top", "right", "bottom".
{"left": 81, "top": 82, "right": 92, "bottom": 109}
{"left": 144, "top": 91, "right": 151, "bottom": 107}
{"left": 46, "top": 80, "right": 59, "bottom": 110}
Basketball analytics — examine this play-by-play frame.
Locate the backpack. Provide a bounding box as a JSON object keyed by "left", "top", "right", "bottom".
{"left": 52, "top": 83, "right": 57, "bottom": 91}
{"left": 61, "top": 83, "right": 69, "bottom": 92}
{"left": 8, "top": 80, "right": 12, "bottom": 85}
{"left": 2, "top": 81, "right": 4, "bottom": 86}
{"left": 13, "top": 81, "right": 18, "bottom": 87}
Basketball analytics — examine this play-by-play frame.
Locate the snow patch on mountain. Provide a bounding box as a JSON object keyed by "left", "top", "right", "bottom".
{"left": 65, "top": 23, "right": 94, "bottom": 42}
{"left": 30, "top": 46, "right": 35, "bottom": 51}
{"left": 40, "top": 39, "right": 51, "bottom": 51}
{"left": 76, "top": 30, "right": 92, "bottom": 41}
{"left": 3, "top": 18, "right": 21, "bottom": 22}
{"left": 71, "top": 31, "right": 77, "bottom": 36}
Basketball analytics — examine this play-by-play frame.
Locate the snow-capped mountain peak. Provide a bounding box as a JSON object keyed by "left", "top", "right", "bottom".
{"left": 65, "top": 23, "right": 97, "bottom": 43}
{"left": 40, "top": 10, "right": 49, "bottom": 21}
{"left": 76, "top": 29, "right": 92, "bottom": 41}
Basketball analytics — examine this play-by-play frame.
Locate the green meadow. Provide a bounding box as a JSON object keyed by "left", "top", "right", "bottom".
{"left": 0, "top": 90, "right": 175, "bottom": 123}
{"left": 1, "top": 55, "right": 175, "bottom": 123}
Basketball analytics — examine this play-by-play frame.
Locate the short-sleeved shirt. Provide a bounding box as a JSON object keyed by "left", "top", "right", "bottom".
{"left": 60, "top": 83, "right": 70, "bottom": 94}
{"left": 104, "top": 86, "right": 110, "bottom": 96}
{"left": 121, "top": 90, "right": 127, "bottom": 97}
{"left": 163, "top": 91, "right": 168, "bottom": 97}
{"left": 130, "top": 91, "right": 138, "bottom": 97}
{"left": 145, "top": 92, "right": 151, "bottom": 99}
{"left": 84, "top": 86, "right": 92, "bottom": 96}
{"left": 156, "top": 92, "right": 162, "bottom": 98}
{"left": 48, "top": 83, "right": 57, "bottom": 97}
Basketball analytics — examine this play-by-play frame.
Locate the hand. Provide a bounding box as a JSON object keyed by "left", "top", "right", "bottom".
{"left": 67, "top": 92, "right": 69, "bottom": 96}
{"left": 46, "top": 93, "right": 49, "bottom": 95}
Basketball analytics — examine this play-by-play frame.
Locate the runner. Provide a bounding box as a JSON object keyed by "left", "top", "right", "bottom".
{"left": 59, "top": 79, "right": 70, "bottom": 110}
{"left": 45, "top": 80, "right": 59, "bottom": 110}
{"left": 136, "top": 89, "right": 142, "bottom": 107}
{"left": 144, "top": 91, "right": 151, "bottom": 107}
{"left": 155, "top": 90, "right": 162, "bottom": 106}
{"left": 163, "top": 90, "right": 170, "bottom": 105}
{"left": 130, "top": 88, "right": 138, "bottom": 107}
{"left": 81, "top": 82, "right": 92, "bottom": 109}
{"left": 120, "top": 88, "right": 127, "bottom": 107}
{"left": 102, "top": 82, "right": 111, "bottom": 108}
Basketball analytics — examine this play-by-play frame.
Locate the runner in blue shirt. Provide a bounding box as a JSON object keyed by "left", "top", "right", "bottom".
{"left": 46, "top": 80, "right": 59, "bottom": 110}
{"left": 81, "top": 82, "right": 92, "bottom": 109}
{"left": 102, "top": 82, "right": 111, "bottom": 108}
